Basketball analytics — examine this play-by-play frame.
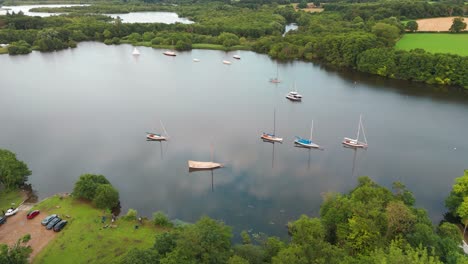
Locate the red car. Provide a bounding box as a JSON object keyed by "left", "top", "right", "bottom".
{"left": 26, "top": 210, "right": 40, "bottom": 219}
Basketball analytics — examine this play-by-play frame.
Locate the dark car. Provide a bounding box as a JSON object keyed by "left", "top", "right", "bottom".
{"left": 0, "top": 216, "right": 6, "bottom": 225}
{"left": 46, "top": 217, "right": 61, "bottom": 230}
{"left": 26, "top": 210, "right": 40, "bottom": 219}
{"left": 41, "top": 214, "right": 58, "bottom": 226}
{"left": 53, "top": 220, "right": 67, "bottom": 232}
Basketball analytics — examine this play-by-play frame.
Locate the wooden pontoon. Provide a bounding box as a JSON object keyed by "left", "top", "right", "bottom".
{"left": 188, "top": 160, "right": 222, "bottom": 170}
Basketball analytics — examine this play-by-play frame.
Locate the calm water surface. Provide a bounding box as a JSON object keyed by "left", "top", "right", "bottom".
{"left": 1, "top": 42, "right": 468, "bottom": 238}
{"left": 0, "top": 4, "right": 193, "bottom": 24}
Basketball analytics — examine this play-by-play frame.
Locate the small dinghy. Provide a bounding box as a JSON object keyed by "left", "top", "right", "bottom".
{"left": 223, "top": 60, "right": 232, "bottom": 65}
{"left": 188, "top": 160, "right": 222, "bottom": 170}
{"left": 193, "top": 58, "right": 200, "bottom": 62}
{"left": 233, "top": 54, "right": 241, "bottom": 60}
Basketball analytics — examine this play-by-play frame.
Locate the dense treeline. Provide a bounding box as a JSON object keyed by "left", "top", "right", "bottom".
{"left": 119, "top": 176, "right": 467, "bottom": 264}
{"left": 324, "top": 1, "right": 467, "bottom": 20}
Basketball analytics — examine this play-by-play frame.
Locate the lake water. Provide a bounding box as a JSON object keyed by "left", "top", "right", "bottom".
{"left": 0, "top": 4, "right": 193, "bottom": 24}
{"left": 1, "top": 42, "right": 468, "bottom": 239}
{"left": 0, "top": 4, "right": 85, "bottom": 17}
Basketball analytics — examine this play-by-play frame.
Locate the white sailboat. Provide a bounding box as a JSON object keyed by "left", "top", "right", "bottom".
{"left": 294, "top": 120, "right": 320, "bottom": 149}
{"left": 163, "top": 40, "right": 176, "bottom": 56}
{"left": 223, "top": 60, "right": 232, "bottom": 65}
{"left": 261, "top": 109, "right": 283, "bottom": 143}
{"left": 132, "top": 47, "right": 140, "bottom": 56}
{"left": 146, "top": 120, "right": 169, "bottom": 141}
{"left": 270, "top": 63, "right": 281, "bottom": 83}
{"left": 342, "top": 114, "right": 368, "bottom": 148}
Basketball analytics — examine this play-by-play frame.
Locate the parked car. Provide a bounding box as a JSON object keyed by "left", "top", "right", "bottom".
{"left": 0, "top": 216, "right": 6, "bottom": 225}
{"left": 46, "top": 217, "right": 61, "bottom": 230}
{"left": 53, "top": 220, "right": 67, "bottom": 232}
{"left": 41, "top": 214, "right": 58, "bottom": 226}
{"left": 5, "top": 207, "right": 19, "bottom": 217}
{"left": 26, "top": 210, "right": 40, "bottom": 219}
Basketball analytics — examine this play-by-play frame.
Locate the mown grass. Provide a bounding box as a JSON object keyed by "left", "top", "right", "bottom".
{"left": 32, "top": 195, "right": 162, "bottom": 264}
{"left": 0, "top": 190, "right": 24, "bottom": 211}
{"left": 396, "top": 33, "right": 468, "bottom": 56}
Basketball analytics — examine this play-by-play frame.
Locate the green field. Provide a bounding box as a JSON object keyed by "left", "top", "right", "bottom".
{"left": 0, "top": 190, "right": 24, "bottom": 211}
{"left": 396, "top": 33, "right": 468, "bottom": 56}
{"left": 33, "top": 195, "right": 163, "bottom": 264}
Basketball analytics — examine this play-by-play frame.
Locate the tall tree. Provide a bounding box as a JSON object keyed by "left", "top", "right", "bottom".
{"left": 0, "top": 149, "right": 31, "bottom": 189}
{"left": 449, "top": 17, "right": 467, "bottom": 33}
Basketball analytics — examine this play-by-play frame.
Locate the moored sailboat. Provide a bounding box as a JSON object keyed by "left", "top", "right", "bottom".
{"left": 163, "top": 40, "right": 176, "bottom": 56}
{"left": 342, "top": 114, "right": 368, "bottom": 148}
{"left": 146, "top": 120, "right": 169, "bottom": 141}
{"left": 261, "top": 109, "right": 283, "bottom": 143}
{"left": 132, "top": 47, "right": 140, "bottom": 56}
{"left": 270, "top": 63, "right": 281, "bottom": 83}
{"left": 294, "top": 120, "right": 321, "bottom": 148}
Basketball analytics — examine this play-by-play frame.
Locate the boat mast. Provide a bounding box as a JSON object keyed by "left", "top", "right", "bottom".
{"left": 356, "top": 114, "right": 361, "bottom": 141}
{"left": 275, "top": 64, "right": 278, "bottom": 79}
{"left": 361, "top": 117, "right": 368, "bottom": 144}
{"left": 160, "top": 120, "right": 169, "bottom": 138}
{"left": 273, "top": 108, "right": 276, "bottom": 136}
{"left": 310, "top": 120, "right": 314, "bottom": 141}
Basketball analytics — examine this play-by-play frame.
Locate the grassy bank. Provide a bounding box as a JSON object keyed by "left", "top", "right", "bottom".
{"left": 0, "top": 47, "right": 8, "bottom": 54}
{"left": 0, "top": 190, "right": 24, "bottom": 211}
{"left": 396, "top": 33, "right": 468, "bottom": 56}
{"left": 32, "top": 195, "right": 162, "bottom": 264}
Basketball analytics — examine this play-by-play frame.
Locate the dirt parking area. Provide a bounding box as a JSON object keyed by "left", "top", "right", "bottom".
{"left": 0, "top": 204, "right": 56, "bottom": 260}
{"left": 416, "top": 17, "right": 467, "bottom": 32}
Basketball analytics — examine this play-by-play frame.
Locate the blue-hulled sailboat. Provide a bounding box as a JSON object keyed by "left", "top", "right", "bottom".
{"left": 294, "top": 120, "right": 320, "bottom": 149}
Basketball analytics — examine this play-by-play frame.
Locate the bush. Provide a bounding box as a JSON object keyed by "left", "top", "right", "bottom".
{"left": 153, "top": 211, "right": 173, "bottom": 227}
{"left": 122, "top": 208, "right": 138, "bottom": 221}
{"left": 72, "top": 174, "right": 110, "bottom": 200}
{"left": 111, "top": 37, "right": 120, "bottom": 45}
{"left": 93, "top": 184, "right": 119, "bottom": 210}
{"left": 104, "top": 39, "right": 113, "bottom": 45}
{"left": 7, "top": 40, "right": 32, "bottom": 55}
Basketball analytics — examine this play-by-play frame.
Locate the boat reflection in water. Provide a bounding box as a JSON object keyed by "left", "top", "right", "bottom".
{"left": 188, "top": 162, "right": 223, "bottom": 192}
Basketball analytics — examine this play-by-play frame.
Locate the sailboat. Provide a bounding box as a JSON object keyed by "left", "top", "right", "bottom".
{"left": 261, "top": 109, "right": 283, "bottom": 143}
{"left": 342, "top": 114, "right": 368, "bottom": 148}
{"left": 295, "top": 120, "right": 320, "bottom": 149}
{"left": 146, "top": 120, "right": 169, "bottom": 141}
{"left": 163, "top": 40, "right": 176, "bottom": 56}
{"left": 270, "top": 63, "right": 281, "bottom": 83}
{"left": 132, "top": 47, "right": 140, "bottom": 56}
{"left": 188, "top": 145, "right": 223, "bottom": 171}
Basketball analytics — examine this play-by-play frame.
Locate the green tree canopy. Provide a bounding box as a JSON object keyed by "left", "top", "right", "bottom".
{"left": 0, "top": 149, "right": 31, "bottom": 189}
{"left": 449, "top": 17, "right": 467, "bottom": 33}
{"left": 72, "top": 174, "right": 110, "bottom": 200}
{"left": 93, "top": 184, "right": 119, "bottom": 209}
{"left": 405, "top": 21, "right": 418, "bottom": 32}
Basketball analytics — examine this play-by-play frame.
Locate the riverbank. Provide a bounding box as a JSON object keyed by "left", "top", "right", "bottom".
{"left": 0, "top": 189, "right": 27, "bottom": 211}
{"left": 31, "top": 194, "right": 162, "bottom": 263}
